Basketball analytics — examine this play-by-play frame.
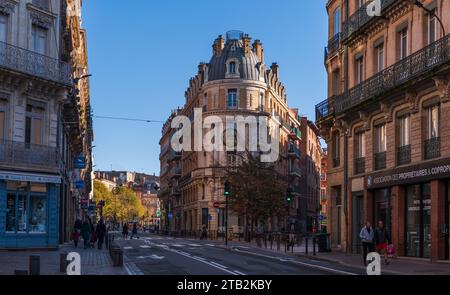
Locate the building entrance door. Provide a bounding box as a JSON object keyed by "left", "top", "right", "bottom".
{"left": 352, "top": 194, "right": 364, "bottom": 254}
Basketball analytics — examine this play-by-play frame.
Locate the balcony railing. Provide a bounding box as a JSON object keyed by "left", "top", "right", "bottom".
{"left": 397, "top": 144, "right": 411, "bottom": 166}
{"left": 167, "top": 150, "right": 182, "bottom": 162}
{"left": 342, "top": 0, "right": 399, "bottom": 41}
{"left": 316, "top": 34, "right": 450, "bottom": 121}
{"left": 0, "top": 140, "right": 60, "bottom": 171}
{"left": 289, "top": 167, "right": 302, "bottom": 178}
{"left": 374, "top": 151, "right": 387, "bottom": 171}
{"left": 0, "top": 41, "right": 72, "bottom": 86}
{"left": 289, "top": 126, "right": 301, "bottom": 140}
{"left": 325, "top": 32, "right": 342, "bottom": 61}
{"left": 424, "top": 137, "right": 440, "bottom": 160}
{"left": 288, "top": 144, "right": 301, "bottom": 158}
{"left": 354, "top": 157, "right": 365, "bottom": 175}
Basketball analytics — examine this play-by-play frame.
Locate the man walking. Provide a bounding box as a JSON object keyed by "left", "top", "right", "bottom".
{"left": 360, "top": 221, "right": 375, "bottom": 266}
{"left": 96, "top": 219, "right": 107, "bottom": 250}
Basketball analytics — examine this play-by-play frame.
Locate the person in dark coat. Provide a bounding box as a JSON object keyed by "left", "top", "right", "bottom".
{"left": 81, "top": 220, "right": 91, "bottom": 249}
{"left": 375, "top": 220, "right": 391, "bottom": 265}
{"left": 96, "top": 219, "right": 107, "bottom": 250}
{"left": 72, "top": 218, "right": 82, "bottom": 248}
{"left": 122, "top": 223, "right": 129, "bottom": 239}
{"left": 130, "top": 222, "right": 138, "bottom": 239}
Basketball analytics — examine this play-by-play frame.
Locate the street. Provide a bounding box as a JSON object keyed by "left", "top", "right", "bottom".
{"left": 114, "top": 232, "right": 366, "bottom": 275}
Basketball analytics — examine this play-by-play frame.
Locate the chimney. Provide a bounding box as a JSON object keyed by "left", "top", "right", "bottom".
{"left": 271, "top": 63, "right": 279, "bottom": 76}
{"left": 212, "top": 35, "right": 224, "bottom": 56}
{"left": 252, "top": 39, "right": 264, "bottom": 62}
{"left": 243, "top": 34, "right": 252, "bottom": 56}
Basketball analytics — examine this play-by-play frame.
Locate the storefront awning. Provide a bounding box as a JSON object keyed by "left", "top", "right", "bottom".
{"left": 0, "top": 171, "right": 61, "bottom": 184}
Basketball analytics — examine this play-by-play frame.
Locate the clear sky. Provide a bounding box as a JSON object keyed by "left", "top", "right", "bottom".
{"left": 82, "top": 0, "right": 328, "bottom": 176}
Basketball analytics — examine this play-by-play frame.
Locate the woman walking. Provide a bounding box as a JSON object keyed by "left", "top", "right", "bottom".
{"left": 71, "top": 218, "right": 82, "bottom": 248}
{"left": 122, "top": 222, "right": 129, "bottom": 240}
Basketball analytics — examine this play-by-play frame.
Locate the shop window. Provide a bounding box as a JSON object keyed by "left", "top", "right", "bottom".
{"left": 373, "top": 188, "right": 391, "bottom": 235}
{"left": 29, "top": 196, "right": 47, "bottom": 233}
{"left": 6, "top": 193, "right": 16, "bottom": 232}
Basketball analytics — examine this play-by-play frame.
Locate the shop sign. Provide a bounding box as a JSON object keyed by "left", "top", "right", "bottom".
{"left": 73, "top": 156, "right": 86, "bottom": 169}
{"left": 75, "top": 181, "right": 85, "bottom": 189}
{"left": 0, "top": 171, "right": 61, "bottom": 184}
{"left": 367, "top": 159, "right": 450, "bottom": 189}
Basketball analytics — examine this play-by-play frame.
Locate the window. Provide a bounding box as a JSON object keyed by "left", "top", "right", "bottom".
{"left": 427, "top": 105, "right": 439, "bottom": 139}
{"left": 6, "top": 193, "right": 16, "bottom": 232}
{"left": 31, "top": 25, "right": 48, "bottom": 55}
{"left": 375, "top": 42, "right": 384, "bottom": 72}
{"left": 25, "top": 103, "right": 45, "bottom": 145}
{"left": 399, "top": 115, "right": 411, "bottom": 146}
{"left": 332, "top": 132, "right": 340, "bottom": 167}
{"left": 201, "top": 208, "right": 209, "bottom": 227}
{"left": 427, "top": 8, "right": 437, "bottom": 45}
{"left": 332, "top": 69, "right": 340, "bottom": 96}
{"left": 0, "top": 13, "right": 8, "bottom": 43}
{"left": 0, "top": 99, "right": 6, "bottom": 140}
{"left": 333, "top": 7, "right": 341, "bottom": 36}
{"left": 203, "top": 93, "right": 208, "bottom": 111}
{"left": 355, "top": 56, "right": 364, "bottom": 84}
{"left": 32, "top": 0, "right": 50, "bottom": 10}
{"left": 229, "top": 61, "right": 236, "bottom": 74}
{"left": 227, "top": 89, "right": 237, "bottom": 109}
{"left": 375, "top": 124, "right": 387, "bottom": 153}
{"left": 355, "top": 132, "right": 366, "bottom": 158}
{"left": 398, "top": 27, "right": 409, "bottom": 60}
{"left": 29, "top": 196, "right": 47, "bottom": 233}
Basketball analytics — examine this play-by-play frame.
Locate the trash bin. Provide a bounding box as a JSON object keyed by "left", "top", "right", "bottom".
{"left": 316, "top": 233, "right": 331, "bottom": 252}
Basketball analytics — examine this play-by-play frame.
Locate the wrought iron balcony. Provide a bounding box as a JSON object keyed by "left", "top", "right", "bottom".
{"left": 397, "top": 144, "right": 411, "bottom": 165}
{"left": 289, "top": 126, "right": 302, "bottom": 140}
{"left": 167, "top": 150, "right": 182, "bottom": 162}
{"left": 288, "top": 144, "right": 301, "bottom": 158}
{"left": 289, "top": 167, "right": 302, "bottom": 178}
{"left": 325, "top": 32, "right": 342, "bottom": 61}
{"left": 374, "top": 151, "right": 387, "bottom": 171}
{"left": 0, "top": 140, "right": 60, "bottom": 172}
{"left": 424, "top": 137, "right": 440, "bottom": 160}
{"left": 354, "top": 157, "right": 366, "bottom": 175}
{"left": 342, "top": 0, "right": 399, "bottom": 42}
{"left": 317, "top": 34, "right": 450, "bottom": 118}
{"left": 0, "top": 41, "right": 72, "bottom": 86}
{"left": 171, "top": 167, "right": 182, "bottom": 178}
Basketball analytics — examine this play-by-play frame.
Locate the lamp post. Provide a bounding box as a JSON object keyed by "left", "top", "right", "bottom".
{"left": 411, "top": 0, "right": 446, "bottom": 37}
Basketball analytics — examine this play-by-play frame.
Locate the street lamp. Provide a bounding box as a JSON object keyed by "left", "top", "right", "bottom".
{"left": 410, "top": 0, "right": 446, "bottom": 37}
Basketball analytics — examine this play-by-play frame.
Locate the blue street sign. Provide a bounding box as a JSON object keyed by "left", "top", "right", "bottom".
{"left": 73, "top": 155, "right": 86, "bottom": 169}
{"left": 75, "top": 181, "right": 85, "bottom": 189}
{"left": 208, "top": 214, "right": 212, "bottom": 221}
{"left": 168, "top": 213, "right": 173, "bottom": 220}
{"left": 319, "top": 215, "right": 325, "bottom": 221}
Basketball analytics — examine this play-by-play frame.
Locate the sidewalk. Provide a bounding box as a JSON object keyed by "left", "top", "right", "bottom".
{"left": 0, "top": 242, "right": 127, "bottom": 275}
{"left": 214, "top": 238, "right": 450, "bottom": 275}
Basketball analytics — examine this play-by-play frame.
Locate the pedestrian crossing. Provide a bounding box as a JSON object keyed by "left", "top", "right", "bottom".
{"left": 121, "top": 241, "right": 218, "bottom": 251}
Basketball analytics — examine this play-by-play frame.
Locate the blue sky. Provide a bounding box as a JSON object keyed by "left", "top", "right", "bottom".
{"left": 83, "top": 0, "right": 328, "bottom": 175}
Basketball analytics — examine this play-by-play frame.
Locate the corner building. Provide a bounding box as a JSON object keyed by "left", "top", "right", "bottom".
{"left": 317, "top": 0, "right": 450, "bottom": 261}
{"left": 159, "top": 31, "right": 304, "bottom": 234}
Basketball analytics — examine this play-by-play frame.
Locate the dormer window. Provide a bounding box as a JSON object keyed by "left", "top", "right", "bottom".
{"left": 229, "top": 62, "right": 236, "bottom": 74}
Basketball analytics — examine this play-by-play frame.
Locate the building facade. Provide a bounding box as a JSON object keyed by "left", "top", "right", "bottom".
{"left": 159, "top": 31, "right": 304, "bottom": 235}
{"left": 0, "top": 0, "right": 92, "bottom": 249}
{"left": 320, "top": 148, "right": 328, "bottom": 231}
{"left": 317, "top": 0, "right": 450, "bottom": 261}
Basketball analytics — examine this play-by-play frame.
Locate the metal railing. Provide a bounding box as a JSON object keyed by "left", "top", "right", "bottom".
{"left": 0, "top": 140, "right": 60, "bottom": 170}
{"left": 290, "top": 126, "right": 301, "bottom": 139}
{"left": 424, "top": 137, "right": 440, "bottom": 160}
{"left": 0, "top": 41, "right": 72, "bottom": 86}
{"left": 316, "top": 34, "right": 450, "bottom": 121}
{"left": 325, "top": 32, "right": 342, "bottom": 61}
{"left": 397, "top": 145, "right": 411, "bottom": 165}
{"left": 342, "top": 0, "right": 399, "bottom": 41}
{"left": 289, "top": 166, "right": 302, "bottom": 178}
{"left": 354, "top": 157, "right": 365, "bottom": 174}
{"left": 374, "top": 151, "right": 387, "bottom": 171}
{"left": 288, "top": 144, "right": 301, "bottom": 158}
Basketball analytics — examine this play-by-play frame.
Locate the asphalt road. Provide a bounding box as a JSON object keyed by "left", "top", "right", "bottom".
{"left": 113, "top": 232, "right": 366, "bottom": 275}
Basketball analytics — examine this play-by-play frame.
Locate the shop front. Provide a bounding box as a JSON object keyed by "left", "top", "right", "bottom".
{"left": 0, "top": 171, "right": 60, "bottom": 249}
{"left": 367, "top": 158, "right": 450, "bottom": 261}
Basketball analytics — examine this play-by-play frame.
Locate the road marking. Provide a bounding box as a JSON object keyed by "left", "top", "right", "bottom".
{"left": 232, "top": 248, "right": 357, "bottom": 276}
{"left": 172, "top": 244, "right": 184, "bottom": 247}
{"left": 188, "top": 244, "right": 201, "bottom": 247}
{"left": 140, "top": 245, "right": 151, "bottom": 248}
{"left": 234, "top": 270, "right": 246, "bottom": 275}
{"left": 123, "top": 246, "right": 133, "bottom": 250}
{"left": 172, "top": 250, "right": 240, "bottom": 275}
{"left": 209, "top": 261, "right": 228, "bottom": 269}
{"left": 206, "top": 244, "right": 215, "bottom": 247}
{"left": 192, "top": 256, "right": 206, "bottom": 261}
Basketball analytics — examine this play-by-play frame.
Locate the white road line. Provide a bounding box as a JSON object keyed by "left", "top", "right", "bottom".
{"left": 172, "top": 249, "right": 239, "bottom": 275}
{"left": 188, "top": 244, "right": 201, "bottom": 247}
{"left": 206, "top": 244, "right": 215, "bottom": 247}
{"left": 232, "top": 248, "right": 357, "bottom": 276}
{"left": 123, "top": 246, "right": 133, "bottom": 250}
{"left": 209, "top": 261, "right": 228, "bottom": 269}
{"left": 172, "top": 244, "right": 184, "bottom": 247}
{"left": 192, "top": 256, "right": 206, "bottom": 261}
{"left": 140, "top": 245, "right": 151, "bottom": 248}
{"left": 234, "top": 270, "right": 246, "bottom": 275}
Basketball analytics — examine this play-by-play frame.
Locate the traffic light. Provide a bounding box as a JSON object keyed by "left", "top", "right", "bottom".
{"left": 224, "top": 181, "right": 231, "bottom": 196}
{"left": 286, "top": 188, "right": 293, "bottom": 203}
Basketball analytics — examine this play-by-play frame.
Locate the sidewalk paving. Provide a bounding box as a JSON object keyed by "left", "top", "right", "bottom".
{"left": 0, "top": 242, "right": 127, "bottom": 275}
{"left": 207, "top": 238, "right": 450, "bottom": 275}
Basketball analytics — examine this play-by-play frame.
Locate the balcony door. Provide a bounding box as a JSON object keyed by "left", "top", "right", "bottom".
{"left": 0, "top": 13, "right": 7, "bottom": 43}
{"left": 25, "top": 103, "right": 44, "bottom": 146}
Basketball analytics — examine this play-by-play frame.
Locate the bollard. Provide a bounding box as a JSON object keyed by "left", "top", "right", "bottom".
{"left": 60, "top": 252, "right": 68, "bottom": 273}
{"left": 29, "top": 255, "right": 40, "bottom": 275}
{"left": 305, "top": 237, "right": 309, "bottom": 255}
{"left": 313, "top": 237, "right": 316, "bottom": 256}
{"left": 14, "top": 270, "right": 28, "bottom": 275}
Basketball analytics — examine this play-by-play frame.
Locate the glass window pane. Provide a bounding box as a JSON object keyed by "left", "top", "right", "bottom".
{"left": 6, "top": 193, "right": 16, "bottom": 232}
{"left": 17, "top": 194, "right": 27, "bottom": 232}
{"left": 422, "top": 184, "right": 431, "bottom": 258}
{"left": 0, "top": 110, "right": 4, "bottom": 139}
{"left": 0, "top": 14, "right": 7, "bottom": 43}
{"left": 406, "top": 185, "right": 421, "bottom": 257}
{"left": 29, "top": 196, "right": 47, "bottom": 233}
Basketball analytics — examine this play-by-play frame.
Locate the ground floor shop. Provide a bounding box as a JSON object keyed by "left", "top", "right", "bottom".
{"left": 348, "top": 158, "right": 450, "bottom": 261}
{"left": 0, "top": 172, "right": 61, "bottom": 249}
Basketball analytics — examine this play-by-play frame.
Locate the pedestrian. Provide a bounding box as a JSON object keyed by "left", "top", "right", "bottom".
{"left": 122, "top": 222, "right": 129, "bottom": 239}
{"left": 89, "top": 219, "right": 96, "bottom": 248}
{"left": 375, "top": 220, "right": 391, "bottom": 265}
{"left": 360, "top": 221, "right": 375, "bottom": 266}
{"left": 71, "top": 217, "right": 82, "bottom": 248}
{"left": 131, "top": 222, "right": 138, "bottom": 239}
{"left": 96, "top": 218, "right": 107, "bottom": 250}
{"left": 81, "top": 219, "right": 91, "bottom": 249}
{"left": 201, "top": 225, "right": 207, "bottom": 240}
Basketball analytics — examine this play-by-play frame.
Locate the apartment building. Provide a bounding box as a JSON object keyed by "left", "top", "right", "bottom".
{"left": 316, "top": 0, "right": 450, "bottom": 261}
